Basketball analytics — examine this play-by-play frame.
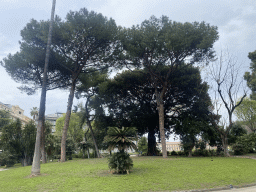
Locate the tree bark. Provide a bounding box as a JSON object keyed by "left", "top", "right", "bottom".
{"left": 147, "top": 128, "right": 157, "bottom": 156}
{"left": 221, "top": 134, "right": 230, "bottom": 157}
{"left": 40, "top": 121, "right": 47, "bottom": 163}
{"left": 87, "top": 119, "right": 101, "bottom": 158}
{"left": 85, "top": 96, "right": 101, "bottom": 158}
{"left": 61, "top": 81, "right": 76, "bottom": 162}
{"left": 31, "top": 0, "right": 56, "bottom": 176}
{"left": 157, "top": 102, "right": 167, "bottom": 158}
{"left": 188, "top": 144, "right": 194, "bottom": 157}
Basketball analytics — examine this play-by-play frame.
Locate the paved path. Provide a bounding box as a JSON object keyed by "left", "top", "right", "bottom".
{"left": 215, "top": 185, "right": 256, "bottom": 192}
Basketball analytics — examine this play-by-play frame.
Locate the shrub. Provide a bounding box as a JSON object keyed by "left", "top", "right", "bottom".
{"left": 232, "top": 143, "right": 248, "bottom": 155}
{"left": 177, "top": 151, "right": 185, "bottom": 156}
{"left": 219, "top": 151, "right": 225, "bottom": 157}
{"left": 0, "top": 151, "right": 16, "bottom": 167}
{"left": 171, "top": 150, "right": 178, "bottom": 156}
{"left": 108, "top": 151, "right": 133, "bottom": 174}
{"left": 232, "top": 133, "right": 256, "bottom": 155}
{"left": 208, "top": 150, "right": 216, "bottom": 156}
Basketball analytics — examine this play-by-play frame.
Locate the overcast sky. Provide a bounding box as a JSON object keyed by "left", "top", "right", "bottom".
{"left": 0, "top": 0, "right": 255, "bottom": 128}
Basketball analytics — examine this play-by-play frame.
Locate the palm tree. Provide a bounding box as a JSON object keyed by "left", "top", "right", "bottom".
{"left": 31, "top": 0, "right": 56, "bottom": 176}
{"left": 30, "top": 107, "right": 38, "bottom": 121}
{"left": 104, "top": 126, "right": 137, "bottom": 174}
{"left": 104, "top": 127, "right": 137, "bottom": 153}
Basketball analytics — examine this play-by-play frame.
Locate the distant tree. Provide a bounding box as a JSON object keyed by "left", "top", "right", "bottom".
{"left": 55, "top": 113, "right": 84, "bottom": 145}
{"left": 0, "top": 110, "right": 11, "bottom": 131}
{"left": 30, "top": 107, "right": 39, "bottom": 121}
{"left": 234, "top": 97, "right": 256, "bottom": 133}
{"left": 0, "top": 119, "right": 36, "bottom": 166}
{"left": 244, "top": 50, "right": 256, "bottom": 99}
{"left": 119, "top": 16, "right": 219, "bottom": 158}
{"left": 138, "top": 137, "right": 148, "bottom": 156}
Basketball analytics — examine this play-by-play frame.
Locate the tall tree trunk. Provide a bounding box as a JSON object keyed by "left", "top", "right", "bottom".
{"left": 87, "top": 119, "right": 101, "bottom": 158}
{"left": 87, "top": 149, "right": 90, "bottom": 159}
{"left": 221, "top": 133, "right": 230, "bottom": 157}
{"left": 188, "top": 144, "right": 194, "bottom": 157}
{"left": 31, "top": 0, "right": 56, "bottom": 176}
{"left": 157, "top": 101, "right": 167, "bottom": 158}
{"left": 40, "top": 121, "right": 47, "bottom": 163}
{"left": 147, "top": 128, "right": 157, "bottom": 156}
{"left": 85, "top": 96, "right": 101, "bottom": 158}
{"left": 61, "top": 80, "right": 76, "bottom": 162}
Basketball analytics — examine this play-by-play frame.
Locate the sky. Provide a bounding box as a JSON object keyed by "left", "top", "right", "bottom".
{"left": 0, "top": 0, "right": 255, "bottom": 139}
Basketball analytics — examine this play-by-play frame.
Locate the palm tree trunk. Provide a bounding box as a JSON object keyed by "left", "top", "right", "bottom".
{"left": 61, "top": 80, "right": 76, "bottom": 162}
{"left": 31, "top": 0, "right": 56, "bottom": 176}
{"left": 40, "top": 122, "right": 47, "bottom": 163}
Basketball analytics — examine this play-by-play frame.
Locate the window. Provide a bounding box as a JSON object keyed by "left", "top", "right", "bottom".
{"left": 19, "top": 111, "right": 21, "bottom": 114}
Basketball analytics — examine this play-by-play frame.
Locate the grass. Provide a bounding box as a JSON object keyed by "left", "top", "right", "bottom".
{"left": 1, "top": 156, "right": 256, "bottom": 192}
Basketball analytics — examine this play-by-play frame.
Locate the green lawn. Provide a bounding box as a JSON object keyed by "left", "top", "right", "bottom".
{"left": 1, "top": 156, "right": 256, "bottom": 192}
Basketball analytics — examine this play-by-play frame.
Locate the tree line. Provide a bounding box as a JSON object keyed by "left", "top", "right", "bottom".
{"left": 1, "top": 6, "right": 256, "bottom": 175}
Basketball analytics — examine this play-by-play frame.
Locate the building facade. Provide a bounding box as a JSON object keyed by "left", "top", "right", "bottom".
{"left": 0, "top": 102, "right": 31, "bottom": 126}
{"left": 157, "top": 142, "right": 217, "bottom": 152}
{"left": 45, "top": 112, "right": 63, "bottom": 133}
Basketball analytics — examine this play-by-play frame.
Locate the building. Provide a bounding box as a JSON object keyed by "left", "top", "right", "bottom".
{"left": 157, "top": 142, "right": 182, "bottom": 152}
{"left": 45, "top": 112, "right": 63, "bottom": 133}
{"left": 157, "top": 142, "right": 217, "bottom": 152}
{"left": 0, "top": 102, "right": 31, "bottom": 126}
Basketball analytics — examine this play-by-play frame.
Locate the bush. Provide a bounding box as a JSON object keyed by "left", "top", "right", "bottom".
{"left": 208, "top": 150, "right": 216, "bottom": 156}
{"left": 108, "top": 151, "right": 133, "bottom": 174}
{"left": 171, "top": 150, "right": 178, "bottom": 156}
{"left": 0, "top": 151, "right": 16, "bottom": 167}
{"left": 232, "top": 143, "right": 248, "bottom": 155}
{"left": 177, "top": 151, "right": 185, "bottom": 156}
{"left": 232, "top": 133, "right": 256, "bottom": 155}
{"left": 219, "top": 151, "right": 225, "bottom": 157}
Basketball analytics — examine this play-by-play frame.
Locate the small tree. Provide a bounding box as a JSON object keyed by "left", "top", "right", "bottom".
{"left": 138, "top": 137, "right": 148, "bottom": 156}
{"left": 104, "top": 127, "right": 137, "bottom": 174}
{"left": 209, "top": 51, "right": 247, "bottom": 156}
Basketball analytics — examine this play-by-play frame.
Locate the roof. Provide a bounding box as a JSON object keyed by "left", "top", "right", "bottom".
{"left": 0, "top": 102, "right": 11, "bottom": 108}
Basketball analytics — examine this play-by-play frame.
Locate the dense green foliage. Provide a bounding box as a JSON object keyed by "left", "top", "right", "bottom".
{"left": 119, "top": 15, "right": 219, "bottom": 157}
{"left": 234, "top": 97, "right": 256, "bottom": 133}
{"left": 55, "top": 113, "right": 84, "bottom": 144}
{"left": 0, "top": 119, "right": 36, "bottom": 166}
{"left": 0, "top": 151, "right": 17, "bottom": 167}
{"left": 104, "top": 127, "right": 137, "bottom": 153}
{"left": 244, "top": 50, "right": 256, "bottom": 100}
{"left": 108, "top": 151, "right": 133, "bottom": 174}
{"left": 232, "top": 133, "right": 256, "bottom": 155}
{"left": 137, "top": 137, "right": 148, "bottom": 156}
{"left": 0, "top": 109, "right": 11, "bottom": 131}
